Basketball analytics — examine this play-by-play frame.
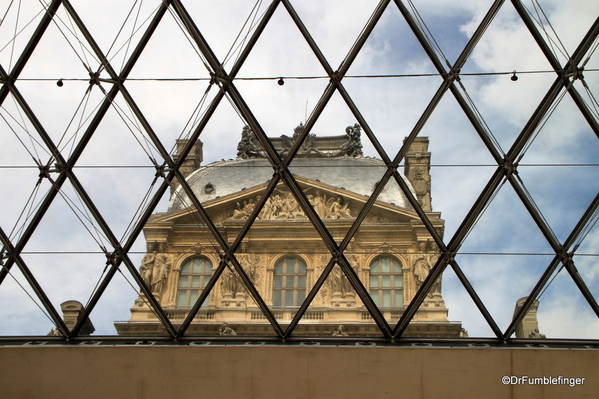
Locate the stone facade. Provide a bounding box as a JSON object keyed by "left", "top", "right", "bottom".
{"left": 115, "top": 125, "right": 462, "bottom": 337}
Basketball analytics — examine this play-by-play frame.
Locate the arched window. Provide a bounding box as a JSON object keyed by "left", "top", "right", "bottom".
{"left": 369, "top": 256, "right": 403, "bottom": 308}
{"left": 273, "top": 256, "right": 307, "bottom": 308}
{"left": 177, "top": 257, "right": 213, "bottom": 308}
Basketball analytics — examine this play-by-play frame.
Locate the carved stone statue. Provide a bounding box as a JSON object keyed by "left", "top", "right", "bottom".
{"left": 413, "top": 242, "right": 431, "bottom": 289}
{"left": 412, "top": 168, "right": 431, "bottom": 210}
{"left": 140, "top": 251, "right": 156, "bottom": 287}
{"left": 332, "top": 324, "right": 349, "bottom": 336}
{"left": 300, "top": 133, "right": 318, "bottom": 154}
{"left": 428, "top": 243, "right": 441, "bottom": 295}
{"left": 279, "top": 192, "right": 301, "bottom": 219}
{"left": 313, "top": 190, "right": 326, "bottom": 218}
{"left": 150, "top": 252, "right": 171, "bottom": 294}
{"left": 329, "top": 261, "right": 358, "bottom": 299}
{"left": 340, "top": 267, "right": 354, "bottom": 297}
{"left": 329, "top": 266, "right": 344, "bottom": 297}
{"left": 528, "top": 328, "right": 546, "bottom": 339}
{"left": 338, "top": 124, "right": 363, "bottom": 157}
{"left": 326, "top": 197, "right": 352, "bottom": 219}
{"left": 237, "top": 126, "right": 262, "bottom": 159}
{"left": 413, "top": 242, "right": 441, "bottom": 296}
{"left": 139, "top": 245, "right": 171, "bottom": 296}
{"left": 221, "top": 264, "right": 244, "bottom": 299}
{"left": 244, "top": 198, "right": 255, "bottom": 215}
{"left": 219, "top": 323, "right": 237, "bottom": 336}
{"left": 221, "top": 245, "right": 259, "bottom": 299}
{"left": 232, "top": 201, "right": 247, "bottom": 219}
{"left": 279, "top": 123, "right": 321, "bottom": 157}
{"left": 231, "top": 199, "right": 256, "bottom": 219}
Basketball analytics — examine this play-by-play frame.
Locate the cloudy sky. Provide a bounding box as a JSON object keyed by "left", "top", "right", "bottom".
{"left": 0, "top": 0, "right": 598, "bottom": 338}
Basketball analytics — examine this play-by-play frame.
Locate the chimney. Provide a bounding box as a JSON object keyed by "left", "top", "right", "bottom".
{"left": 48, "top": 300, "right": 95, "bottom": 336}
{"left": 171, "top": 139, "right": 203, "bottom": 194}
{"left": 404, "top": 137, "right": 432, "bottom": 211}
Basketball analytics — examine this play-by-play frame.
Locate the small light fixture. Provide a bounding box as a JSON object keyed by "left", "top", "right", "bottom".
{"left": 511, "top": 71, "right": 518, "bottom": 81}
{"left": 277, "top": 77, "right": 284, "bottom": 86}
{"left": 56, "top": 79, "right": 64, "bottom": 87}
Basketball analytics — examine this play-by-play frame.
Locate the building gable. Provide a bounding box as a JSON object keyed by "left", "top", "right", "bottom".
{"left": 152, "top": 175, "right": 420, "bottom": 226}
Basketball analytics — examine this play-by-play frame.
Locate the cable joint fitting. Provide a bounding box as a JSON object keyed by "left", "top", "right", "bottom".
{"left": 332, "top": 251, "right": 342, "bottom": 264}
{"left": 329, "top": 71, "right": 342, "bottom": 85}
{"left": 39, "top": 162, "right": 65, "bottom": 179}
{"left": 89, "top": 71, "right": 101, "bottom": 86}
{"left": 0, "top": 250, "right": 11, "bottom": 266}
{"left": 155, "top": 163, "right": 173, "bottom": 179}
{"left": 502, "top": 158, "right": 518, "bottom": 177}
{"left": 447, "top": 252, "right": 456, "bottom": 264}
{"left": 209, "top": 72, "right": 218, "bottom": 86}
{"left": 273, "top": 163, "right": 287, "bottom": 178}
{"left": 214, "top": 69, "right": 232, "bottom": 87}
{"left": 447, "top": 68, "right": 461, "bottom": 83}
{"left": 565, "top": 67, "right": 584, "bottom": 81}
{"left": 560, "top": 251, "right": 574, "bottom": 267}
{"left": 106, "top": 248, "right": 123, "bottom": 266}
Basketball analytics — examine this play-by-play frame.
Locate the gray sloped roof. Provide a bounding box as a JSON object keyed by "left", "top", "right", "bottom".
{"left": 168, "top": 157, "right": 416, "bottom": 212}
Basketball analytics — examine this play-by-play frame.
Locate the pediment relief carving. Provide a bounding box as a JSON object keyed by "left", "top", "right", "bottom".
{"left": 225, "top": 188, "right": 355, "bottom": 221}
{"left": 151, "top": 177, "right": 419, "bottom": 225}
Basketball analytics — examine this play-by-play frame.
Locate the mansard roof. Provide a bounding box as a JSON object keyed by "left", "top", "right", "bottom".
{"left": 168, "top": 124, "right": 421, "bottom": 213}
{"left": 168, "top": 156, "right": 416, "bottom": 212}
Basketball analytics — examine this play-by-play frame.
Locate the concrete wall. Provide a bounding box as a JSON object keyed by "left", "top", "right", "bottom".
{"left": 1, "top": 345, "right": 597, "bottom": 398}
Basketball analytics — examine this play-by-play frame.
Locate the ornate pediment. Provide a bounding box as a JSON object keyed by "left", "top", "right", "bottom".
{"left": 152, "top": 176, "right": 419, "bottom": 225}
{"left": 227, "top": 186, "right": 354, "bottom": 221}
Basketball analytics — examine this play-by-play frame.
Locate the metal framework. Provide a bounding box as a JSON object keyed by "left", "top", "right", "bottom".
{"left": 0, "top": 0, "right": 598, "bottom": 346}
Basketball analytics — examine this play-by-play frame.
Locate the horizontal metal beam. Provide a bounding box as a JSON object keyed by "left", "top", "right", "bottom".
{"left": 2, "top": 335, "right": 599, "bottom": 347}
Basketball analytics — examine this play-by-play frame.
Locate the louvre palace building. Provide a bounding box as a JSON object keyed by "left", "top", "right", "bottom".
{"left": 114, "top": 123, "right": 464, "bottom": 337}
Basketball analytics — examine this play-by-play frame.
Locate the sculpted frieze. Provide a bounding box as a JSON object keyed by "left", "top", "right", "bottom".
{"left": 224, "top": 188, "right": 355, "bottom": 221}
